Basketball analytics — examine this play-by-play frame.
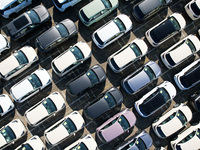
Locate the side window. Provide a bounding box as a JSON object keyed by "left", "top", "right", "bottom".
{"left": 10, "top": 1, "right": 19, "bottom": 8}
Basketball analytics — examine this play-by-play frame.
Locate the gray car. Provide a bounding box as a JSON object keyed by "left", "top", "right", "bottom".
{"left": 67, "top": 64, "right": 107, "bottom": 95}
{"left": 122, "top": 61, "right": 161, "bottom": 95}
{"left": 6, "top": 5, "right": 51, "bottom": 40}
{"left": 36, "top": 19, "right": 78, "bottom": 52}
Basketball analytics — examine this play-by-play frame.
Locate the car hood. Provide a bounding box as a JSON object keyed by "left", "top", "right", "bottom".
{"left": 68, "top": 74, "right": 91, "bottom": 95}
{"left": 139, "top": 0, "right": 162, "bottom": 15}
{"left": 61, "top": 19, "right": 77, "bottom": 36}
{"left": 33, "top": 5, "right": 50, "bottom": 22}
{"left": 0, "top": 133, "right": 7, "bottom": 148}
{"left": 86, "top": 98, "right": 110, "bottom": 119}
{"left": 0, "top": 35, "right": 7, "bottom": 50}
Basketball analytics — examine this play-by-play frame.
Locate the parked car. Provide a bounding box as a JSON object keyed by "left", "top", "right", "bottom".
{"left": 10, "top": 68, "right": 52, "bottom": 103}
{"left": 170, "top": 122, "right": 200, "bottom": 150}
{"left": 145, "top": 13, "right": 186, "bottom": 47}
{"left": 189, "top": 90, "right": 200, "bottom": 112}
{"left": 84, "top": 87, "right": 123, "bottom": 120}
{"left": 161, "top": 34, "right": 200, "bottom": 69}
{"left": 0, "top": 119, "right": 26, "bottom": 149}
{"left": 0, "top": 34, "right": 10, "bottom": 54}
{"left": 0, "top": 94, "right": 14, "bottom": 117}
{"left": 6, "top": 5, "right": 51, "bottom": 40}
{"left": 25, "top": 92, "right": 65, "bottom": 126}
{"left": 0, "top": 46, "right": 39, "bottom": 80}
{"left": 44, "top": 111, "right": 85, "bottom": 146}
{"left": 67, "top": 64, "right": 106, "bottom": 95}
{"left": 115, "top": 130, "right": 153, "bottom": 150}
{"left": 131, "top": 0, "right": 172, "bottom": 22}
{"left": 107, "top": 38, "right": 148, "bottom": 73}
{"left": 52, "top": 0, "right": 82, "bottom": 12}
{"left": 0, "top": 0, "right": 32, "bottom": 18}
{"left": 92, "top": 14, "right": 132, "bottom": 49}
{"left": 135, "top": 81, "right": 176, "bottom": 117}
{"left": 79, "top": 0, "right": 119, "bottom": 26}
{"left": 121, "top": 61, "right": 161, "bottom": 95}
{"left": 36, "top": 19, "right": 78, "bottom": 52}
{"left": 152, "top": 103, "right": 192, "bottom": 139}
{"left": 96, "top": 108, "right": 136, "bottom": 143}
{"left": 185, "top": 0, "right": 200, "bottom": 20}
{"left": 64, "top": 134, "right": 97, "bottom": 150}
{"left": 51, "top": 41, "right": 91, "bottom": 77}
{"left": 174, "top": 58, "right": 200, "bottom": 90}
{"left": 15, "top": 135, "right": 46, "bottom": 150}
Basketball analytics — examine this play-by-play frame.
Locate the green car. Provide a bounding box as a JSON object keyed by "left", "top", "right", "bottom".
{"left": 79, "top": 0, "right": 119, "bottom": 26}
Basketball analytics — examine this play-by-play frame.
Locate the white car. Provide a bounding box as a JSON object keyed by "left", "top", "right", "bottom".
{"left": 161, "top": 35, "right": 200, "bottom": 69}
{"left": 135, "top": 81, "right": 176, "bottom": 117}
{"left": 0, "top": 94, "right": 14, "bottom": 117}
{"left": 64, "top": 134, "right": 97, "bottom": 150}
{"left": 25, "top": 92, "right": 66, "bottom": 126}
{"left": 107, "top": 38, "right": 148, "bottom": 73}
{"left": 170, "top": 122, "right": 200, "bottom": 150}
{"left": 51, "top": 41, "right": 91, "bottom": 77}
{"left": 185, "top": 0, "right": 200, "bottom": 20}
{"left": 0, "top": 34, "right": 10, "bottom": 54}
{"left": 152, "top": 103, "right": 192, "bottom": 139}
{"left": 44, "top": 111, "right": 85, "bottom": 146}
{"left": 10, "top": 68, "right": 52, "bottom": 103}
{"left": 0, "top": 119, "right": 27, "bottom": 149}
{"left": 52, "top": 0, "right": 81, "bottom": 12}
{"left": 92, "top": 14, "right": 132, "bottom": 49}
{"left": 15, "top": 135, "right": 46, "bottom": 150}
{"left": 174, "top": 58, "right": 200, "bottom": 90}
{"left": 0, "top": 46, "right": 39, "bottom": 80}
{"left": 0, "top": 0, "right": 32, "bottom": 18}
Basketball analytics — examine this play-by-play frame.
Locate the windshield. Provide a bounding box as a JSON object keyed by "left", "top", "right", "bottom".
{"left": 169, "top": 17, "right": 180, "bottom": 31}
{"left": 104, "top": 93, "right": 116, "bottom": 108}
{"left": 186, "top": 39, "right": 196, "bottom": 53}
{"left": 17, "top": 143, "right": 33, "bottom": 150}
{"left": 42, "top": 98, "right": 57, "bottom": 114}
{"left": 0, "top": 105, "right": 3, "bottom": 114}
{"left": 1, "top": 126, "right": 16, "bottom": 143}
{"left": 144, "top": 65, "right": 156, "bottom": 80}
{"left": 26, "top": 10, "right": 40, "bottom": 24}
{"left": 71, "top": 142, "right": 88, "bottom": 150}
{"left": 28, "top": 73, "right": 42, "bottom": 89}
{"left": 86, "top": 69, "right": 99, "bottom": 86}
{"left": 130, "top": 43, "right": 142, "bottom": 57}
{"left": 118, "top": 115, "right": 130, "bottom": 131}
{"left": 176, "top": 110, "right": 187, "bottom": 125}
{"left": 13, "top": 50, "right": 28, "bottom": 65}
{"left": 55, "top": 23, "right": 69, "bottom": 38}
{"left": 113, "top": 18, "right": 126, "bottom": 31}
{"left": 62, "top": 118, "right": 77, "bottom": 134}
{"left": 160, "top": 112, "right": 176, "bottom": 125}
{"left": 70, "top": 46, "right": 84, "bottom": 61}
{"left": 101, "top": 0, "right": 112, "bottom": 8}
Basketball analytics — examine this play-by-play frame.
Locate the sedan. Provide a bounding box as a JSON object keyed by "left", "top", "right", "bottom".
{"left": 10, "top": 68, "right": 52, "bottom": 103}
{"left": 0, "top": 94, "right": 14, "bottom": 117}
{"left": 36, "top": 19, "right": 78, "bottom": 52}
{"left": 145, "top": 13, "right": 186, "bottom": 47}
{"left": 121, "top": 61, "right": 161, "bottom": 95}
{"left": 189, "top": 90, "right": 200, "bottom": 112}
{"left": 52, "top": 0, "right": 82, "bottom": 12}
{"left": 84, "top": 87, "right": 123, "bottom": 120}
{"left": 96, "top": 108, "right": 136, "bottom": 143}
{"left": 135, "top": 81, "right": 177, "bottom": 117}
{"left": 6, "top": 5, "right": 51, "bottom": 40}
{"left": 15, "top": 135, "right": 46, "bottom": 150}
{"left": 51, "top": 41, "right": 91, "bottom": 77}
{"left": 115, "top": 130, "right": 153, "bottom": 150}
{"left": 152, "top": 103, "right": 192, "bottom": 139}
{"left": 185, "top": 0, "right": 200, "bottom": 20}
{"left": 170, "top": 122, "right": 200, "bottom": 150}
{"left": 0, "top": 34, "right": 10, "bottom": 54}
{"left": 25, "top": 92, "right": 66, "bottom": 126}
{"left": 131, "top": 0, "right": 172, "bottom": 22}
{"left": 44, "top": 111, "right": 85, "bottom": 146}
{"left": 79, "top": 0, "right": 118, "bottom": 26}
{"left": 107, "top": 38, "right": 148, "bottom": 73}
{"left": 64, "top": 134, "right": 97, "bottom": 150}
{"left": 67, "top": 64, "right": 106, "bottom": 95}
{"left": 0, "top": 119, "right": 26, "bottom": 149}
{"left": 161, "top": 34, "right": 200, "bottom": 69}
{"left": 92, "top": 14, "right": 132, "bottom": 49}
{"left": 174, "top": 58, "right": 200, "bottom": 90}
{"left": 0, "top": 46, "right": 39, "bottom": 80}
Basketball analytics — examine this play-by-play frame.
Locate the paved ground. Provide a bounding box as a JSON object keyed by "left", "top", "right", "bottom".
{"left": 0, "top": 0, "right": 200, "bottom": 149}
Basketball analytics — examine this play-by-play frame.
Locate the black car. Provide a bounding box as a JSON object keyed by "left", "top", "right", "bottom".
{"left": 84, "top": 87, "right": 123, "bottom": 120}
{"left": 190, "top": 91, "right": 200, "bottom": 112}
{"left": 67, "top": 64, "right": 106, "bottom": 95}
{"left": 6, "top": 5, "right": 51, "bottom": 40}
{"left": 36, "top": 19, "right": 78, "bottom": 52}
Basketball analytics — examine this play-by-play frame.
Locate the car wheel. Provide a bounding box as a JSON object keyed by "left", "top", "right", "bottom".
{"left": 173, "top": 103, "right": 180, "bottom": 108}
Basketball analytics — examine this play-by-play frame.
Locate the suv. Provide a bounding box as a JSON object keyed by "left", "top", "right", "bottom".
{"left": 0, "top": 0, "right": 32, "bottom": 18}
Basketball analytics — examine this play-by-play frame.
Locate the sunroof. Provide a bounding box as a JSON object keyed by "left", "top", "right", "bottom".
{"left": 13, "top": 15, "right": 29, "bottom": 30}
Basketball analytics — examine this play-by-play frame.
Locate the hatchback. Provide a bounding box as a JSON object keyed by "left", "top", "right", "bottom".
{"left": 79, "top": 0, "right": 118, "bottom": 26}
{"left": 185, "top": 0, "right": 200, "bottom": 20}
{"left": 92, "top": 14, "right": 132, "bottom": 49}
{"left": 52, "top": 0, "right": 82, "bottom": 12}
{"left": 135, "top": 81, "right": 176, "bottom": 117}
{"left": 0, "top": 34, "right": 10, "bottom": 54}
{"left": 145, "top": 13, "right": 186, "bottom": 47}
{"left": 107, "top": 38, "right": 148, "bottom": 73}
{"left": 6, "top": 5, "right": 51, "bottom": 40}
{"left": 0, "top": 94, "right": 14, "bottom": 117}
{"left": 121, "top": 61, "right": 161, "bottom": 95}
